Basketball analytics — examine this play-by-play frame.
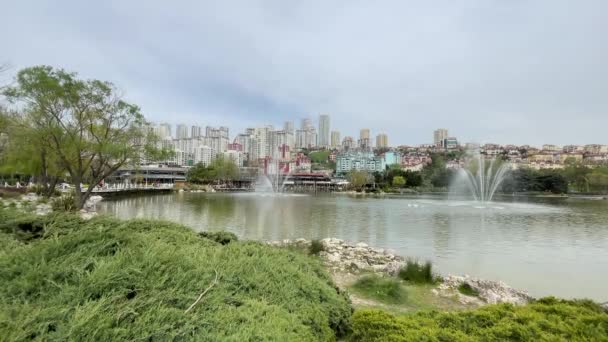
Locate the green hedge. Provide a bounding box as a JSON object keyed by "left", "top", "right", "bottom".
{"left": 0, "top": 209, "right": 351, "bottom": 340}
{"left": 350, "top": 298, "right": 608, "bottom": 341}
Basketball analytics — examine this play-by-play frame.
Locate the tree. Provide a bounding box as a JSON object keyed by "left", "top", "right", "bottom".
{"left": 3, "top": 66, "right": 166, "bottom": 209}
{"left": 210, "top": 156, "right": 239, "bottom": 183}
{"left": 0, "top": 111, "right": 65, "bottom": 196}
{"left": 392, "top": 175, "right": 406, "bottom": 188}
{"left": 588, "top": 169, "right": 608, "bottom": 193}
{"left": 347, "top": 170, "right": 368, "bottom": 191}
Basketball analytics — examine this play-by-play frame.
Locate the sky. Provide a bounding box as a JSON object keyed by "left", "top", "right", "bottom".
{"left": 1, "top": 1, "right": 607, "bottom": 146}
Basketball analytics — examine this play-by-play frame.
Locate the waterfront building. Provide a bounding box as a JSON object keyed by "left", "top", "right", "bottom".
{"left": 376, "top": 133, "right": 388, "bottom": 148}
{"left": 336, "top": 151, "right": 384, "bottom": 175}
{"left": 318, "top": 114, "right": 330, "bottom": 147}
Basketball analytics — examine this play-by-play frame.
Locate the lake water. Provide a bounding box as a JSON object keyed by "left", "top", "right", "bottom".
{"left": 98, "top": 192, "right": 608, "bottom": 301}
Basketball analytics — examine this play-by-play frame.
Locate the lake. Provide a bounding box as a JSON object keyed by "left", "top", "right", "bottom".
{"left": 97, "top": 192, "right": 608, "bottom": 301}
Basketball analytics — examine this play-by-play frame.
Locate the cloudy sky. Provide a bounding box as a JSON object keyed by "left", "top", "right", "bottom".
{"left": 2, "top": 1, "right": 607, "bottom": 146}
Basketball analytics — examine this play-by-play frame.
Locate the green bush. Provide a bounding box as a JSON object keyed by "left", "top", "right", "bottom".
{"left": 0, "top": 209, "right": 351, "bottom": 340}
{"left": 51, "top": 192, "right": 76, "bottom": 212}
{"left": 398, "top": 260, "right": 440, "bottom": 284}
{"left": 198, "top": 230, "right": 238, "bottom": 245}
{"left": 351, "top": 274, "right": 407, "bottom": 304}
{"left": 458, "top": 282, "right": 480, "bottom": 297}
{"left": 350, "top": 299, "right": 608, "bottom": 341}
{"left": 309, "top": 239, "right": 325, "bottom": 255}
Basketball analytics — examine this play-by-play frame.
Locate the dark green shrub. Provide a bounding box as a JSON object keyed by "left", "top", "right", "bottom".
{"left": 0, "top": 209, "right": 351, "bottom": 340}
{"left": 398, "top": 260, "right": 440, "bottom": 284}
{"left": 351, "top": 274, "right": 407, "bottom": 304}
{"left": 309, "top": 239, "right": 325, "bottom": 255}
{"left": 198, "top": 230, "right": 238, "bottom": 245}
{"left": 458, "top": 282, "right": 480, "bottom": 297}
{"left": 350, "top": 299, "right": 608, "bottom": 341}
{"left": 51, "top": 193, "right": 76, "bottom": 212}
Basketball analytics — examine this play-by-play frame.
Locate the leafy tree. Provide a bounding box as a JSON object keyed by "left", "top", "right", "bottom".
{"left": 392, "top": 176, "right": 406, "bottom": 188}
{"left": 187, "top": 157, "right": 239, "bottom": 185}
{"left": 403, "top": 170, "right": 423, "bottom": 187}
{"left": 2, "top": 66, "right": 166, "bottom": 209}
{"left": 210, "top": 156, "right": 239, "bottom": 183}
{"left": 588, "top": 169, "right": 608, "bottom": 193}
{"left": 348, "top": 170, "right": 369, "bottom": 190}
{"left": 0, "top": 112, "right": 65, "bottom": 196}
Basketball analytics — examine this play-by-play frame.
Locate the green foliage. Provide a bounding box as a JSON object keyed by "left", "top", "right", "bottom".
{"left": 392, "top": 175, "right": 406, "bottom": 188}
{"left": 350, "top": 298, "right": 608, "bottom": 341}
{"left": 398, "top": 260, "right": 440, "bottom": 285}
{"left": 2, "top": 66, "right": 168, "bottom": 209}
{"left": 309, "top": 239, "right": 325, "bottom": 255}
{"left": 458, "top": 283, "right": 480, "bottom": 297}
{"left": 0, "top": 209, "right": 351, "bottom": 340}
{"left": 198, "top": 230, "right": 238, "bottom": 245}
{"left": 309, "top": 151, "right": 330, "bottom": 164}
{"left": 347, "top": 171, "right": 369, "bottom": 190}
{"left": 51, "top": 192, "right": 77, "bottom": 212}
{"left": 501, "top": 169, "right": 569, "bottom": 194}
{"left": 187, "top": 157, "right": 239, "bottom": 184}
{"left": 351, "top": 274, "right": 408, "bottom": 304}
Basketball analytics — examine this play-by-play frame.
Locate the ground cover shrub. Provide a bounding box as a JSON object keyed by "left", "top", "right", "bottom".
{"left": 350, "top": 298, "right": 608, "bottom": 341}
{"left": 309, "top": 239, "right": 325, "bottom": 255}
{"left": 458, "top": 282, "right": 480, "bottom": 297}
{"left": 51, "top": 192, "right": 76, "bottom": 211}
{"left": 0, "top": 208, "right": 352, "bottom": 340}
{"left": 351, "top": 274, "right": 408, "bottom": 304}
{"left": 398, "top": 260, "right": 440, "bottom": 284}
{"left": 198, "top": 230, "right": 238, "bottom": 245}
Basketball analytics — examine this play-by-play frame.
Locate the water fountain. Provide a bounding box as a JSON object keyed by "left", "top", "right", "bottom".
{"left": 452, "top": 151, "right": 511, "bottom": 203}
{"left": 254, "top": 158, "right": 290, "bottom": 193}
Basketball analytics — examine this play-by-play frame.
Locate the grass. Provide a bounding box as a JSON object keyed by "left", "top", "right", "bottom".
{"left": 350, "top": 274, "right": 408, "bottom": 305}
{"left": 458, "top": 282, "right": 480, "bottom": 297}
{"left": 0, "top": 208, "right": 351, "bottom": 340}
{"left": 397, "top": 260, "right": 440, "bottom": 284}
{"left": 350, "top": 298, "right": 608, "bottom": 341}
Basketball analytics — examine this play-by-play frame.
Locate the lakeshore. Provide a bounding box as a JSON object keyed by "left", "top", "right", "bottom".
{"left": 1, "top": 205, "right": 607, "bottom": 340}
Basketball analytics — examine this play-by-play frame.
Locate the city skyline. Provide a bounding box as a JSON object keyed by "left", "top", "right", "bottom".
{"left": 2, "top": 1, "right": 607, "bottom": 146}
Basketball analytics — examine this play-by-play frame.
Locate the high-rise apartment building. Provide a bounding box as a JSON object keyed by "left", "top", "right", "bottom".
{"left": 301, "top": 118, "right": 313, "bottom": 130}
{"left": 318, "top": 114, "right": 330, "bottom": 147}
{"left": 284, "top": 121, "right": 294, "bottom": 134}
{"left": 156, "top": 123, "right": 172, "bottom": 139}
{"left": 359, "top": 129, "right": 371, "bottom": 149}
{"left": 342, "top": 136, "right": 355, "bottom": 150}
{"left": 331, "top": 131, "right": 341, "bottom": 148}
{"left": 433, "top": 129, "right": 448, "bottom": 147}
{"left": 176, "top": 124, "right": 189, "bottom": 139}
{"left": 376, "top": 134, "right": 388, "bottom": 148}
{"left": 191, "top": 125, "right": 202, "bottom": 138}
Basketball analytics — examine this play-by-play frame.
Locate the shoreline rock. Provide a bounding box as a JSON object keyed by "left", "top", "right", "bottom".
{"left": 267, "top": 237, "right": 533, "bottom": 306}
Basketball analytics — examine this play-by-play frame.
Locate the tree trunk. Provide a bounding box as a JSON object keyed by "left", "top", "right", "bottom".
{"left": 73, "top": 176, "right": 84, "bottom": 210}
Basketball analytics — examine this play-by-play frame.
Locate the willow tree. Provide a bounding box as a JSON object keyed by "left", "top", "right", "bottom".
{"left": 3, "top": 66, "right": 165, "bottom": 209}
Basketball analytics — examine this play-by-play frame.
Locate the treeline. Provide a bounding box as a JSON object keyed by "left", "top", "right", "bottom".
{"left": 368, "top": 152, "right": 608, "bottom": 194}
{"left": 186, "top": 157, "right": 239, "bottom": 184}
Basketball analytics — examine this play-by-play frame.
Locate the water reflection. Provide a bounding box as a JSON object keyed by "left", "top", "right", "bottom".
{"left": 98, "top": 193, "right": 608, "bottom": 301}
